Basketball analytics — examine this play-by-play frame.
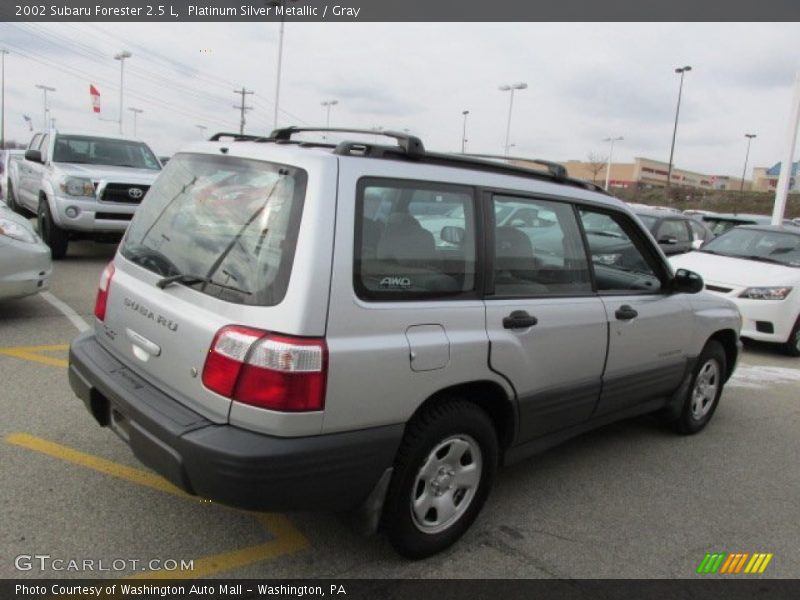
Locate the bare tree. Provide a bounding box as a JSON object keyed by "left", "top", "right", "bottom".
{"left": 586, "top": 152, "right": 608, "bottom": 185}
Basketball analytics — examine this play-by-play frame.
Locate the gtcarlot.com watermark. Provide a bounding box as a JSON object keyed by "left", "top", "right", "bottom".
{"left": 15, "top": 554, "right": 194, "bottom": 573}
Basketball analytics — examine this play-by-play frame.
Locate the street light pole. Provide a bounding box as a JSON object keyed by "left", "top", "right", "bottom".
{"left": 499, "top": 82, "right": 527, "bottom": 156}
{"left": 35, "top": 84, "right": 56, "bottom": 130}
{"left": 268, "top": 0, "right": 297, "bottom": 131}
{"left": 128, "top": 107, "right": 143, "bottom": 137}
{"left": 603, "top": 136, "right": 623, "bottom": 191}
{"left": 740, "top": 133, "right": 757, "bottom": 192}
{"left": 196, "top": 124, "right": 208, "bottom": 139}
{"left": 666, "top": 65, "right": 692, "bottom": 196}
{"left": 1, "top": 49, "right": 8, "bottom": 149}
{"left": 114, "top": 50, "right": 132, "bottom": 135}
{"left": 461, "top": 110, "right": 469, "bottom": 153}
{"left": 321, "top": 99, "right": 338, "bottom": 128}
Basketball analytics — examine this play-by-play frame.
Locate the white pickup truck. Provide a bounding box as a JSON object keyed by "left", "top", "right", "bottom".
{"left": 9, "top": 130, "right": 162, "bottom": 258}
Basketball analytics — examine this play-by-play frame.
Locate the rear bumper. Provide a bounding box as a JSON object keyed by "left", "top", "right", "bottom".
{"left": 68, "top": 332, "right": 403, "bottom": 512}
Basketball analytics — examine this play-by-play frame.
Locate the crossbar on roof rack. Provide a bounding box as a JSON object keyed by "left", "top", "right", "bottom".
{"left": 462, "top": 153, "right": 568, "bottom": 179}
{"left": 269, "top": 127, "right": 425, "bottom": 158}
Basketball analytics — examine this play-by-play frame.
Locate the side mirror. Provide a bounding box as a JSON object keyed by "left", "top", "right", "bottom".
{"left": 658, "top": 236, "right": 678, "bottom": 245}
{"left": 672, "top": 268, "right": 704, "bottom": 294}
{"left": 25, "top": 149, "right": 43, "bottom": 163}
{"left": 441, "top": 226, "right": 465, "bottom": 245}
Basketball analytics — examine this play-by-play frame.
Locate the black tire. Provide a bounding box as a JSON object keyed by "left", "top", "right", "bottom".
{"left": 674, "top": 340, "right": 726, "bottom": 435}
{"left": 38, "top": 198, "right": 69, "bottom": 260}
{"left": 382, "top": 400, "right": 498, "bottom": 559}
{"left": 783, "top": 317, "right": 800, "bottom": 357}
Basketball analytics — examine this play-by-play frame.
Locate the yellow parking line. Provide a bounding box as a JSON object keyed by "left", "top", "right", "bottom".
{"left": 4, "top": 432, "right": 310, "bottom": 576}
{"left": 127, "top": 515, "right": 308, "bottom": 580}
{"left": 0, "top": 344, "right": 69, "bottom": 368}
{"left": 5, "top": 432, "right": 189, "bottom": 499}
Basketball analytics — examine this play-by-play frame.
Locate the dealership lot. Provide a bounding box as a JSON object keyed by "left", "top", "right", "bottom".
{"left": 1, "top": 241, "right": 799, "bottom": 579}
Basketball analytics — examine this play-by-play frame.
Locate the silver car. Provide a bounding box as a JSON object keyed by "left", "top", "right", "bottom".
{"left": 69, "top": 128, "right": 742, "bottom": 559}
{"left": 0, "top": 203, "right": 51, "bottom": 299}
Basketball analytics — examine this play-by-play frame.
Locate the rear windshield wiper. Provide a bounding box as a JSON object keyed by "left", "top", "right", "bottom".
{"left": 156, "top": 273, "right": 251, "bottom": 296}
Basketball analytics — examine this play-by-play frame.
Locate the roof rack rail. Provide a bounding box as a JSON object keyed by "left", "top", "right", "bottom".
{"left": 208, "top": 132, "right": 270, "bottom": 142}
{"left": 208, "top": 130, "right": 605, "bottom": 194}
{"left": 462, "top": 153, "right": 568, "bottom": 179}
{"left": 268, "top": 127, "right": 425, "bottom": 158}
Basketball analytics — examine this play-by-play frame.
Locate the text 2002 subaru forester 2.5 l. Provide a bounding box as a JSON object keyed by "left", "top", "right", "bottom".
{"left": 69, "top": 128, "right": 741, "bottom": 558}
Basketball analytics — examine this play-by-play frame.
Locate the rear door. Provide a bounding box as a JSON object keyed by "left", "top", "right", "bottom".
{"left": 484, "top": 194, "right": 607, "bottom": 442}
{"left": 578, "top": 207, "right": 692, "bottom": 417}
{"left": 99, "top": 151, "right": 334, "bottom": 434}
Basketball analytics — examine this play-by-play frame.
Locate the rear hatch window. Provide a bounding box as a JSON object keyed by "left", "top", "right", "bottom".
{"left": 121, "top": 153, "right": 307, "bottom": 306}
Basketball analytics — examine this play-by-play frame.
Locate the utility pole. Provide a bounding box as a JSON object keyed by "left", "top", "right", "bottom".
{"left": 114, "top": 51, "right": 132, "bottom": 134}
{"left": 603, "top": 136, "right": 624, "bottom": 191}
{"left": 233, "top": 87, "right": 254, "bottom": 135}
{"left": 461, "top": 110, "right": 469, "bottom": 153}
{"left": 1, "top": 49, "right": 8, "bottom": 149}
{"left": 667, "top": 65, "right": 692, "bottom": 198}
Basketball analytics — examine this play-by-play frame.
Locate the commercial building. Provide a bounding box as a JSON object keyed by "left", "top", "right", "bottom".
{"left": 515, "top": 157, "right": 752, "bottom": 191}
{"left": 752, "top": 161, "right": 800, "bottom": 192}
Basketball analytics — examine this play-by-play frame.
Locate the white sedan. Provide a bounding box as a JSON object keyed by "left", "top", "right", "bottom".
{"left": 671, "top": 225, "right": 800, "bottom": 356}
{"left": 0, "top": 204, "right": 52, "bottom": 300}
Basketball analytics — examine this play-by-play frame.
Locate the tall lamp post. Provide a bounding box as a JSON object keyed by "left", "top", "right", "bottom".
{"left": 128, "top": 107, "right": 143, "bottom": 137}
{"left": 114, "top": 50, "right": 132, "bottom": 135}
{"left": 196, "top": 124, "right": 208, "bottom": 139}
{"left": 461, "top": 110, "right": 469, "bottom": 153}
{"left": 666, "top": 65, "right": 692, "bottom": 196}
{"left": 740, "top": 133, "right": 757, "bottom": 192}
{"left": 35, "top": 84, "right": 56, "bottom": 130}
{"left": 1, "top": 49, "right": 8, "bottom": 149}
{"left": 321, "top": 99, "right": 338, "bottom": 127}
{"left": 268, "top": 0, "right": 298, "bottom": 131}
{"left": 499, "top": 82, "right": 527, "bottom": 156}
{"left": 603, "top": 136, "right": 623, "bottom": 191}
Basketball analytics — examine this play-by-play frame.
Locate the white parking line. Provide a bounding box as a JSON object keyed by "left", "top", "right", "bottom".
{"left": 728, "top": 364, "right": 800, "bottom": 389}
{"left": 40, "top": 291, "right": 90, "bottom": 333}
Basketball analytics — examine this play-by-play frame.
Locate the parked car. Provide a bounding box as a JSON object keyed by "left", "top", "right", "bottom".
{"left": 0, "top": 202, "right": 52, "bottom": 300}
{"left": 700, "top": 212, "right": 798, "bottom": 236}
{"left": 1, "top": 149, "right": 24, "bottom": 205}
{"left": 634, "top": 208, "right": 714, "bottom": 255}
{"left": 69, "top": 128, "right": 741, "bottom": 559}
{"left": 671, "top": 225, "right": 800, "bottom": 356}
{"left": 13, "top": 130, "right": 162, "bottom": 259}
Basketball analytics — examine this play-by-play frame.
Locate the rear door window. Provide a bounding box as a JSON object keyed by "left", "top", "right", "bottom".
{"left": 121, "top": 153, "right": 307, "bottom": 306}
{"left": 355, "top": 179, "right": 477, "bottom": 299}
{"left": 491, "top": 195, "right": 591, "bottom": 296}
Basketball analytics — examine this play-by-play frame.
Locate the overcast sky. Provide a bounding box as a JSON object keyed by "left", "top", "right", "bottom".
{"left": 1, "top": 21, "right": 799, "bottom": 177}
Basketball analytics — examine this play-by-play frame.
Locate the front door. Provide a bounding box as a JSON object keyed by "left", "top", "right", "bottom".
{"left": 578, "top": 208, "right": 692, "bottom": 417}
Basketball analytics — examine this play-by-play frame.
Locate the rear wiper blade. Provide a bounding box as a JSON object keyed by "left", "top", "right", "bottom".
{"left": 156, "top": 273, "right": 251, "bottom": 295}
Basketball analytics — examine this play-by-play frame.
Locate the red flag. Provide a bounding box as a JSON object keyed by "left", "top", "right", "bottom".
{"left": 90, "top": 84, "right": 101, "bottom": 113}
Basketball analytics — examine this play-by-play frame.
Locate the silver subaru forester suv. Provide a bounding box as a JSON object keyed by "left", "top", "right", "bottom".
{"left": 69, "top": 128, "right": 741, "bottom": 558}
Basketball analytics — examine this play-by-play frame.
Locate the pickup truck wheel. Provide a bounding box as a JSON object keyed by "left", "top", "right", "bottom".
{"left": 382, "top": 400, "right": 497, "bottom": 559}
{"left": 38, "top": 199, "right": 69, "bottom": 259}
{"left": 675, "top": 340, "right": 726, "bottom": 435}
{"left": 783, "top": 317, "right": 800, "bottom": 357}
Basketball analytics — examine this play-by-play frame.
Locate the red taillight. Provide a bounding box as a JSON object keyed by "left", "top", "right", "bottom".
{"left": 94, "top": 262, "right": 115, "bottom": 321}
{"left": 202, "top": 326, "right": 327, "bottom": 412}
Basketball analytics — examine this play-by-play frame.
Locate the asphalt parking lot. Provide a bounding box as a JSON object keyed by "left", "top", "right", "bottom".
{"left": 1, "top": 240, "right": 799, "bottom": 579}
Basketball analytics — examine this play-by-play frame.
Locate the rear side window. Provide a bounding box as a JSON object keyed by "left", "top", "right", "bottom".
{"left": 491, "top": 195, "right": 591, "bottom": 296}
{"left": 656, "top": 219, "right": 690, "bottom": 243}
{"left": 121, "top": 153, "right": 307, "bottom": 306}
{"left": 355, "top": 179, "right": 476, "bottom": 299}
